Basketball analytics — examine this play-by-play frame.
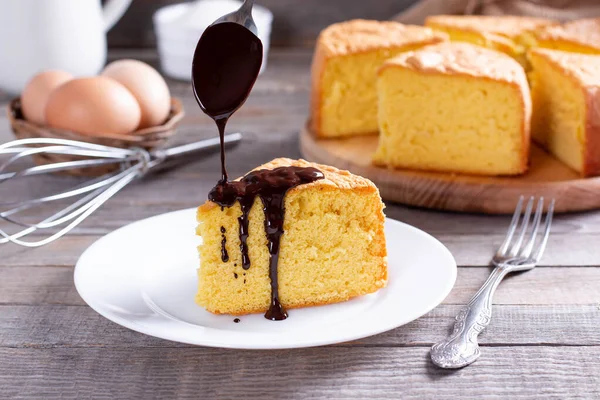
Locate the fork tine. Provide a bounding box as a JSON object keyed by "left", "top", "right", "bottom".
{"left": 496, "top": 196, "right": 524, "bottom": 256}
{"left": 532, "top": 199, "right": 555, "bottom": 262}
{"left": 518, "top": 197, "right": 544, "bottom": 258}
{"left": 508, "top": 196, "right": 534, "bottom": 257}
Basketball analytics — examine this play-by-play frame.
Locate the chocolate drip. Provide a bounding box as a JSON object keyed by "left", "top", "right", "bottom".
{"left": 238, "top": 201, "right": 252, "bottom": 270}
{"left": 209, "top": 167, "right": 324, "bottom": 320}
{"left": 216, "top": 119, "right": 228, "bottom": 182}
{"left": 220, "top": 226, "right": 229, "bottom": 262}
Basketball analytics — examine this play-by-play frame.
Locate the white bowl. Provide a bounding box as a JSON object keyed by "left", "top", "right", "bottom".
{"left": 153, "top": 1, "right": 273, "bottom": 81}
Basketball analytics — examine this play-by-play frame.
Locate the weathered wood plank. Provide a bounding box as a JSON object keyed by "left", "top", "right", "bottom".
{"left": 1, "top": 346, "right": 599, "bottom": 399}
{"left": 0, "top": 237, "right": 97, "bottom": 267}
{"left": 437, "top": 233, "right": 600, "bottom": 266}
{"left": 0, "top": 266, "right": 81, "bottom": 305}
{"left": 449, "top": 267, "right": 600, "bottom": 305}
{"left": 2, "top": 266, "right": 599, "bottom": 306}
{"left": 2, "top": 304, "right": 599, "bottom": 348}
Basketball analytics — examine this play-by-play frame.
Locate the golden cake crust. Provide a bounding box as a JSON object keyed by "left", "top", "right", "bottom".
{"left": 529, "top": 48, "right": 600, "bottom": 176}
{"left": 317, "top": 19, "right": 447, "bottom": 57}
{"left": 199, "top": 158, "right": 378, "bottom": 213}
{"left": 426, "top": 15, "right": 557, "bottom": 38}
{"left": 310, "top": 20, "right": 447, "bottom": 137}
{"left": 536, "top": 18, "right": 600, "bottom": 52}
{"left": 425, "top": 15, "right": 557, "bottom": 66}
{"left": 380, "top": 42, "right": 529, "bottom": 87}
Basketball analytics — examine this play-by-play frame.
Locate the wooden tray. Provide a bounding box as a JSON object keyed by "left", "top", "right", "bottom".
{"left": 300, "top": 125, "right": 600, "bottom": 214}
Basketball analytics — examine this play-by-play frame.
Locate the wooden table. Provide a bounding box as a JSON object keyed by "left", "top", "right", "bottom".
{"left": 1, "top": 49, "right": 599, "bottom": 399}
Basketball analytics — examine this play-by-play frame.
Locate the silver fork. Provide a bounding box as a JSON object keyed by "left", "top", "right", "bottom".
{"left": 430, "top": 196, "right": 555, "bottom": 369}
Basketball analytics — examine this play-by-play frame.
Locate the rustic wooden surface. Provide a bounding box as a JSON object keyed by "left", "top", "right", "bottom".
{"left": 1, "top": 49, "right": 599, "bottom": 399}
{"left": 300, "top": 127, "right": 600, "bottom": 214}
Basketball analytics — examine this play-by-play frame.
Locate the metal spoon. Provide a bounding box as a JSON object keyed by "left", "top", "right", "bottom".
{"left": 211, "top": 0, "right": 258, "bottom": 35}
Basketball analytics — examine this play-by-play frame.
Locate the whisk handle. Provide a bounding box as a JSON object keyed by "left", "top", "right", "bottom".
{"left": 148, "top": 133, "right": 242, "bottom": 171}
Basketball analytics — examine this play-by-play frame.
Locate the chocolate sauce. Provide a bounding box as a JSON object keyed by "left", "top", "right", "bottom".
{"left": 220, "top": 226, "right": 229, "bottom": 262}
{"left": 192, "top": 20, "right": 324, "bottom": 320}
{"left": 234, "top": 318, "right": 241, "bottom": 323}
{"left": 192, "top": 22, "right": 263, "bottom": 182}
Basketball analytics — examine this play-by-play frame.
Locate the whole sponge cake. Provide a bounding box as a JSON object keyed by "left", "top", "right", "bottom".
{"left": 196, "top": 158, "right": 387, "bottom": 316}
{"left": 425, "top": 15, "right": 557, "bottom": 66}
{"left": 534, "top": 18, "right": 600, "bottom": 55}
{"left": 529, "top": 49, "right": 600, "bottom": 176}
{"left": 373, "top": 42, "right": 531, "bottom": 175}
{"left": 310, "top": 19, "right": 447, "bottom": 138}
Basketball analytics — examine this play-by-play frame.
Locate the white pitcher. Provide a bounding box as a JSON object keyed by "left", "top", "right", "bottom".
{"left": 0, "top": 0, "right": 132, "bottom": 94}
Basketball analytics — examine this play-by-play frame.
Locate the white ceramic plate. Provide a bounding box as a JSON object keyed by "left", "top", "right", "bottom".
{"left": 74, "top": 208, "right": 456, "bottom": 349}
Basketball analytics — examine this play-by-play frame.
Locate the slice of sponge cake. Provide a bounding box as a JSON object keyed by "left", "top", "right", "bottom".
{"left": 529, "top": 48, "right": 600, "bottom": 176}
{"left": 534, "top": 18, "right": 600, "bottom": 55}
{"left": 196, "top": 158, "right": 387, "bottom": 316}
{"left": 373, "top": 43, "right": 531, "bottom": 176}
{"left": 425, "top": 15, "right": 557, "bottom": 67}
{"left": 310, "top": 19, "right": 447, "bottom": 138}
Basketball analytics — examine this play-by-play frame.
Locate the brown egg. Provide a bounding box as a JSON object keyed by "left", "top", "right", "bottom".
{"left": 45, "top": 77, "right": 141, "bottom": 136}
{"left": 102, "top": 59, "right": 171, "bottom": 129}
{"left": 21, "top": 70, "right": 73, "bottom": 125}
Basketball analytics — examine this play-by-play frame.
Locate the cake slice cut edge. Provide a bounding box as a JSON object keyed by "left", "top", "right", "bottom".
{"left": 373, "top": 42, "right": 531, "bottom": 176}
{"left": 196, "top": 158, "right": 388, "bottom": 316}
{"left": 528, "top": 48, "right": 600, "bottom": 176}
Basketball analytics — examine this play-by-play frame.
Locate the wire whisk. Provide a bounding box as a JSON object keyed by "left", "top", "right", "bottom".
{"left": 0, "top": 134, "right": 241, "bottom": 247}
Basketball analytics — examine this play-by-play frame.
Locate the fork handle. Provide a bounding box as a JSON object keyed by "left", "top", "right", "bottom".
{"left": 430, "top": 266, "right": 509, "bottom": 369}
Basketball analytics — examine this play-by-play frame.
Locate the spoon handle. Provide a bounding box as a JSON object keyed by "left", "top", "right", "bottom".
{"left": 235, "top": 0, "right": 258, "bottom": 36}
{"left": 241, "top": 0, "right": 255, "bottom": 10}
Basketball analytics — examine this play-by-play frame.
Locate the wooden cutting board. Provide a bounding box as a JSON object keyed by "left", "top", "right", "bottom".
{"left": 300, "top": 124, "right": 600, "bottom": 214}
